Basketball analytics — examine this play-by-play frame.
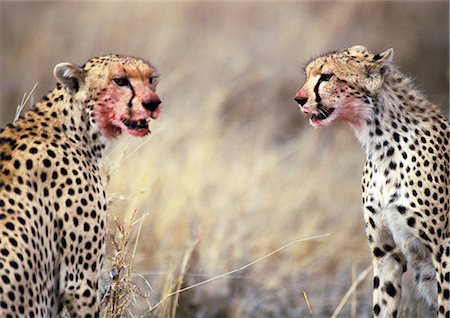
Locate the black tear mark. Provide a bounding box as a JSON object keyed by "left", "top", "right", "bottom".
{"left": 127, "top": 83, "right": 136, "bottom": 108}
{"left": 314, "top": 82, "right": 322, "bottom": 103}
{"left": 314, "top": 73, "right": 333, "bottom": 103}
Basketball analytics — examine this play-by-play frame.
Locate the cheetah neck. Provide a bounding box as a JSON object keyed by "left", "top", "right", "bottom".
{"left": 33, "top": 86, "right": 110, "bottom": 159}
{"left": 354, "top": 70, "right": 442, "bottom": 160}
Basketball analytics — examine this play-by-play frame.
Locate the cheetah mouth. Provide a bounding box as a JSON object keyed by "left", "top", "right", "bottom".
{"left": 122, "top": 118, "right": 149, "bottom": 131}
{"left": 310, "top": 107, "right": 335, "bottom": 121}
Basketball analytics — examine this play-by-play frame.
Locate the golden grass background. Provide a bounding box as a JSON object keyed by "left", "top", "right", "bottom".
{"left": 0, "top": 2, "right": 449, "bottom": 317}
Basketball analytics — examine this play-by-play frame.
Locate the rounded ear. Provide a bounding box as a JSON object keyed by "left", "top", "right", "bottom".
{"left": 373, "top": 48, "right": 394, "bottom": 64}
{"left": 53, "top": 62, "right": 86, "bottom": 93}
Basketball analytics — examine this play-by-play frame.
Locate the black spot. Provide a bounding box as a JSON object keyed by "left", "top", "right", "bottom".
{"left": 13, "top": 160, "right": 20, "bottom": 169}
{"left": 82, "top": 289, "right": 91, "bottom": 297}
{"left": 366, "top": 206, "right": 376, "bottom": 214}
{"left": 419, "top": 231, "right": 432, "bottom": 242}
{"left": 369, "top": 217, "right": 376, "bottom": 229}
{"left": 385, "top": 282, "right": 397, "bottom": 297}
{"left": 407, "top": 217, "right": 416, "bottom": 227}
{"left": 443, "top": 289, "right": 449, "bottom": 299}
{"left": 373, "top": 247, "right": 385, "bottom": 257}
{"left": 7, "top": 291, "right": 15, "bottom": 301}
{"left": 5, "top": 222, "right": 15, "bottom": 231}
{"left": 373, "top": 304, "right": 381, "bottom": 315}
{"left": 386, "top": 147, "right": 395, "bottom": 156}
{"left": 2, "top": 275, "right": 11, "bottom": 284}
{"left": 397, "top": 206, "right": 407, "bottom": 214}
{"left": 25, "top": 159, "right": 33, "bottom": 170}
{"left": 9, "top": 238, "right": 17, "bottom": 247}
{"left": 373, "top": 276, "right": 380, "bottom": 288}
{"left": 43, "top": 159, "right": 51, "bottom": 167}
{"left": 393, "top": 133, "right": 400, "bottom": 142}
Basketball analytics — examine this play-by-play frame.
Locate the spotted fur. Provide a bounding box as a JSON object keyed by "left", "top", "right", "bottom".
{"left": 295, "top": 45, "right": 449, "bottom": 317}
{"left": 0, "top": 54, "right": 161, "bottom": 317}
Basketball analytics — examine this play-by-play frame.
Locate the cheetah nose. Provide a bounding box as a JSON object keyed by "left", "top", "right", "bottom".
{"left": 142, "top": 99, "right": 161, "bottom": 112}
{"left": 295, "top": 97, "right": 308, "bottom": 106}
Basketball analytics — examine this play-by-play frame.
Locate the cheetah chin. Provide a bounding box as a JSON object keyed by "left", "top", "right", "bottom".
{"left": 309, "top": 107, "right": 336, "bottom": 127}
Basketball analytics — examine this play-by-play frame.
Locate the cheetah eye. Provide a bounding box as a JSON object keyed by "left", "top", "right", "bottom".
{"left": 149, "top": 76, "right": 158, "bottom": 85}
{"left": 113, "top": 77, "right": 130, "bottom": 87}
{"left": 319, "top": 73, "right": 333, "bottom": 81}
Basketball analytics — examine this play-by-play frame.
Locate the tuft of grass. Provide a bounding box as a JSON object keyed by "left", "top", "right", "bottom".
{"left": 100, "top": 211, "right": 154, "bottom": 318}
{"left": 99, "top": 214, "right": 136, "bottom": 318}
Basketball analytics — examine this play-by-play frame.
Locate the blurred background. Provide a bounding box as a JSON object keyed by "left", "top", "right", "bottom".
{"left": 1, "top": 1, "right": 448, "bottom": 317}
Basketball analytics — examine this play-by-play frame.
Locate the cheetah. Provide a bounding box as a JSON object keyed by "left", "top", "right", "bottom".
{"left": 295, "top": 45, "right": 449, "bottom": 317}
{"left": 0, "top": 55, "right": 161, "bottom": 317}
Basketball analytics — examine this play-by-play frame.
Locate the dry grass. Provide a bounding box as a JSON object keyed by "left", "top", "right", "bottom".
{"left": 1, "top": 2, "right": 448, "bottom": 317}
{"left": 100, "top": 214, "right": 137, "bottom": 318}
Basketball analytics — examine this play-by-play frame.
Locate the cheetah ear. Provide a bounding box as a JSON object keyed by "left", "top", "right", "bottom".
{"left": 54, "top": 63, "right": 86, "bottom": 93}
{"left": 373, "top": 48, "right": 394, "bottom": 65}
{"left": 370, "top": 48, "right": 394, "bottom": 80}
{"left": 364, "top": 48, "right": 394, "bottom": 92}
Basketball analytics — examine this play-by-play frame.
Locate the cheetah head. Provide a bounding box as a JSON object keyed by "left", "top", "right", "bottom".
{"left": 54, "top": 55, "right": 161, "bottom": 140}
{"left": 294, "top": 45, "right": 393, "bottom": 129}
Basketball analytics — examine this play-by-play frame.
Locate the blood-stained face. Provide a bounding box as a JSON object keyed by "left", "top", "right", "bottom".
{"left": 55, "top": 55, "right": 161, "bottom": 140}
{"left": 294, "top": 46, "right": 393, "bottom": 130}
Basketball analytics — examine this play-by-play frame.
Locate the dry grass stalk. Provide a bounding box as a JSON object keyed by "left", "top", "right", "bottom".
{"left": 168, "top": 240, "right": 199, "bottom": 318}
{"left": 302, "top": 290, "right": 313, "bottom": 314}
{"left": 330, "top": 265, "right": 372, "bottom": 318}
{"left": 100, "top": 211, "right": 144, "bottom": 318}
{"left": 149, "top": 233, "right": 332, "bottom": 314}
{"left": 351, "top": 263, "right": 357, "bottom": 318}
{"left": 14, "top": 82, "right": 38, "bottom": 123}
{"left": 152, "top": 240, "right": 199, "bottom": 318}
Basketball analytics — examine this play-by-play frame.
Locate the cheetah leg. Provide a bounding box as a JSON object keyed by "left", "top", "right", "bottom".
{"left": 62, "top": 271, "right": 99, "bottom": 318}
{"left": 433, "top": 240, "right": 450, "bottom": 318}
{"left": 364, "top": 207, "right": 405, "bottom": 318}
{"left": 401, "top": 237, "right": 438, "bottom": 312}
{"left": 371, "top": 250, "right": 405, "bottom": 318}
